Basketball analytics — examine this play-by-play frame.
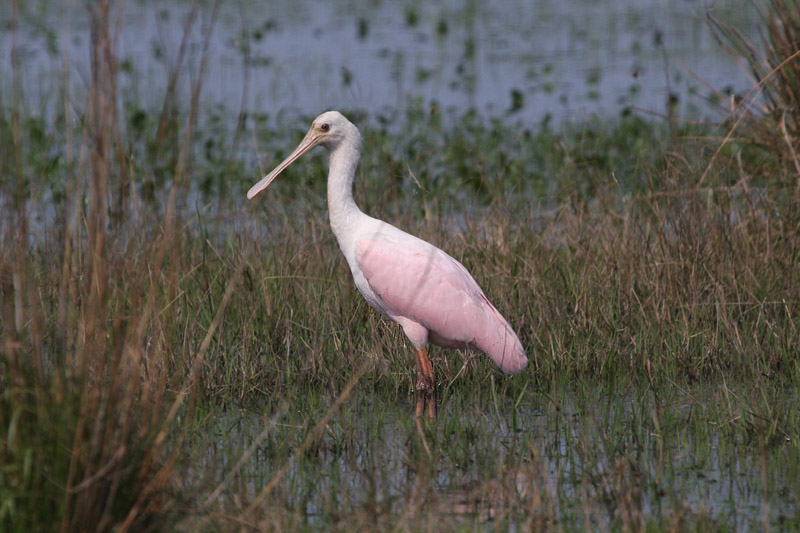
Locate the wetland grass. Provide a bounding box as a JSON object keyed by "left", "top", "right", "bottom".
{"left": 707, "top": 0, "right": 800, "bottom": 178}
{"left": 2, "top": 1, "right": 800, "bottom": 530}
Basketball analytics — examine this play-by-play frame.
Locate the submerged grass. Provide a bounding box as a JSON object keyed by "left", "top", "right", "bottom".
{"left": 176, "top": 380, "right": 800, "bottom": 530}
{"left": 1, "top": 1, "right": 800, "bottom": 531}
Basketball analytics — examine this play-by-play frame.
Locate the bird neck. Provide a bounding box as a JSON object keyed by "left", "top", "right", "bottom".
{"left": 327, "top": 133, "right": 365, "bottom": 236}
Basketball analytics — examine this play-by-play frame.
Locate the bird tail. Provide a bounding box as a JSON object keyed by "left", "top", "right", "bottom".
{"left": 476, "top": 295, "right": 528, "bottom": 374}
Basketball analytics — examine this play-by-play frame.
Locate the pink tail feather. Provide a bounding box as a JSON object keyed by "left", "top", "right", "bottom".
{"left": 476, "top": 295, "right": 528, "bottom": 374}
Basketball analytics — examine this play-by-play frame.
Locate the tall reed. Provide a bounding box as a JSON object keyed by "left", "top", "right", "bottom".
{"left": 0, "top": 1, "right": 223, "bottom": 530}
{"left": 708, "top": 0, "right": 800, "bottom": 181}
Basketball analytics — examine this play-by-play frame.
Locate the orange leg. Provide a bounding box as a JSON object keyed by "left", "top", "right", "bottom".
{"left": 414, "top": 347, "right": 437, "bottom": 420}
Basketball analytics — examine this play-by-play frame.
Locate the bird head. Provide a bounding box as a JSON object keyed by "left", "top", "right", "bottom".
{"left": 247, "top": 111, "right": 357, "bottom": 200}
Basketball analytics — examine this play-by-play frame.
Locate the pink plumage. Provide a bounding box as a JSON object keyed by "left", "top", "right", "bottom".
{"left": 357, "top": 234, "right": 527, "bottom": 374}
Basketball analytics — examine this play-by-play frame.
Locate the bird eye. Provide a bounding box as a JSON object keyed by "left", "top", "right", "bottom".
{"left": 320, "top": 123, "right": 330, "bottom": 132}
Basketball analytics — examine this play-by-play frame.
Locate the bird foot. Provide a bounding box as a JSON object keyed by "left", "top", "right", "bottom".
{"left": 415, "top": 375, "right": 437, "bottom": 420}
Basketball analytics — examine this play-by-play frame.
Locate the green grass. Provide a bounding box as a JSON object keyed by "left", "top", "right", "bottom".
{"left": 2, "top": 2, "right": 800, "bottom": 531}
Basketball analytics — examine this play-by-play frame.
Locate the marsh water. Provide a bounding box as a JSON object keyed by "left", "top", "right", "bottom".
{"left": 188, "top": 385, "right": 799, "bottom": 529}
{"left": 3, "top": 0, "right": 760, "bottom": 126}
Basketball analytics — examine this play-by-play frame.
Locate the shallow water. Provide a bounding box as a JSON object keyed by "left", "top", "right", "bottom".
{"left": 1, "top": 0, "right": 760, "bottom": 125}
{"left": 186, "top": 383, "right": 799, "bottom": 529}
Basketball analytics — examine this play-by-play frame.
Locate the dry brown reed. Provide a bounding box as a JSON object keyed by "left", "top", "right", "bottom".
{"left": 707, "top": 0, "right": 800, "bottom": 183}
{"left": 0, "top": 1, "right": 224, "bottom": 530}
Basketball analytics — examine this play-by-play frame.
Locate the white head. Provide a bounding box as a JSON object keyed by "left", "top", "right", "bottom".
{"left": 247, "top": 111, "right": 360, "bottom": 200}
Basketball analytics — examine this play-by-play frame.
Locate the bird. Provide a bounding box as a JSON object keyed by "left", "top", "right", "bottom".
{"left": 247, "top": 111, "right": 527, "bottom": 419}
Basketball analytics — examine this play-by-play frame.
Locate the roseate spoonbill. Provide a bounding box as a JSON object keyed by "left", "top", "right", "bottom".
{"left": 247, "top": 111, "right": 527, "bottom": 419}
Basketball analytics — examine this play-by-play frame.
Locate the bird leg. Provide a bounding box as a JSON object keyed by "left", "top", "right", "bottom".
{"left": 414, "top": 347, "right": 437, "bottom": 420}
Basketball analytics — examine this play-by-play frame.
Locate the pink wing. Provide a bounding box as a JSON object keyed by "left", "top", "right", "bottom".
{"left": 357, "top": 233, "right": 528, "bottom": 374}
